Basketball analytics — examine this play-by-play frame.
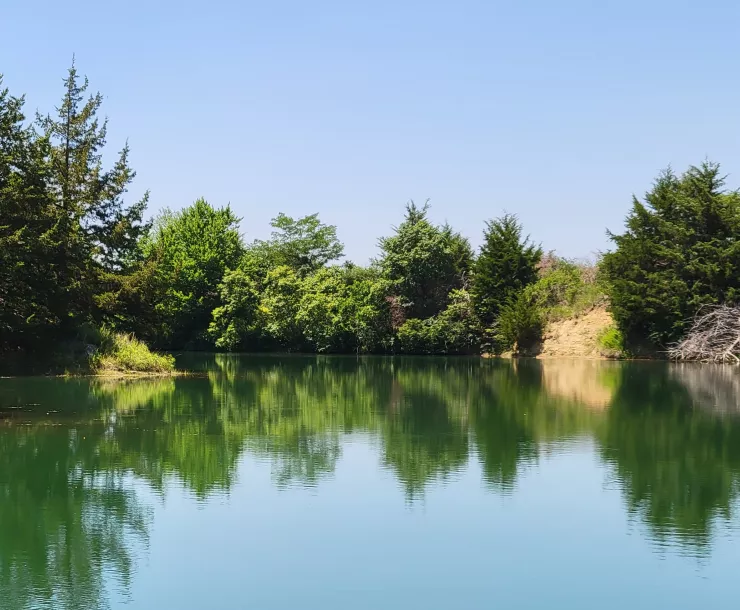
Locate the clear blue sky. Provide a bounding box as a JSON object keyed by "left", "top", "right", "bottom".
{"left": 3, "top": 0, "right": 739, "bottom": 263}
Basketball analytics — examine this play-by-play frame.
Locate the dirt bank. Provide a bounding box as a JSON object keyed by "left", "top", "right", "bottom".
{"left": 537, "top": 306, "right": 614, "bottom": 359}
{"left": 540, "top": 359, "right": 617, "bottom": 409}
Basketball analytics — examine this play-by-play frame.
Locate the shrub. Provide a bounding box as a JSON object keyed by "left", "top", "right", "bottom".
{"left": 596, "top": 326, "right": 625, "bottom": 358}
{"left": 397, "top": 290, "right": 482, "bottom": 354}
{"left": 397, "top": 318, "right": 432, "bottom": 354}
{"left": 530, "top": 257, "right": 604, "bottom": 320}
{"left": 494, "top": 289, "right": 544, "bottom": 353}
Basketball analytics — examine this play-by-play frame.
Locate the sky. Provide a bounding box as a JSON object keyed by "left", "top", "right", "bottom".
{"left": 2, "top": 0, "right": 740, "bottom": 264}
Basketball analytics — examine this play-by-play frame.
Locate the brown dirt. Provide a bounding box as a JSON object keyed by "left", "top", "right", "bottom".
{"left": 540, "top": 359, "right": 616, "bottom": 409}
{"left": 537, "top": 306, "right": 615, "bottom": 359}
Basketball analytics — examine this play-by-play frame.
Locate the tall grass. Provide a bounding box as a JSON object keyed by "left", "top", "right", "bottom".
{"left": 91, "top": 329, "right": 175, "bottom": 374}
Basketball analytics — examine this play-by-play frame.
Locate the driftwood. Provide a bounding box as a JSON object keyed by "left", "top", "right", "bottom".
{"left": 669, "top": 305, "right": 740, "bottom": 364}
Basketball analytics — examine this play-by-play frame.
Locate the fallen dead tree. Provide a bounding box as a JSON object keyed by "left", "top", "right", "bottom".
{"left": 668, "top": 305, "right": 740, "bottom": 363}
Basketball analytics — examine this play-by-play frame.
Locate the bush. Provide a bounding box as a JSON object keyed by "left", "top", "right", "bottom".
{"left": 92, "top": 329, "right": 175, "bottom": 373}
{"left": 397, "top": 318, "right": 433, "bottom": 353}
{"left": 494, "top": 289, "right": 544, "bottom": 353}
{"left": 397, "top": 289, "right": 482, "bottom": 354}
{"left": 530, "top": 257, "right": 604, "bottom": 320}
{"left": 596, "top": 326, "right": 625, "bottom": 358}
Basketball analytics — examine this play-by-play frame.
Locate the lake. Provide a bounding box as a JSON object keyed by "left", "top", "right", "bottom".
{"left": 1, "top": 355, "right": 740, "bottom": 609}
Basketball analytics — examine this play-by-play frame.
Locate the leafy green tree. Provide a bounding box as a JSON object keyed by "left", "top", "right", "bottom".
{"left": 397, "top": 289, "right": 481, "bottom": 354}
{"left": 295, "top": 267, "right": 354, "bottom": 352}
{"left": 471, "top": 213, "right": 542, "bottom": 329}
{"left": 142, "top": 199, "right": 244, "bottom": 348}
{"left": 379, "top": 201, "right": 472, "bottom": 320}
{"left": 337, "top": 264, "right": 393, "bottom": 353}
{"left": 258, "top": 265, "right": 305, "bottom": 349}
{"left": 253, "top": 212, "right": 344, "bottom": 275}
{"left": 208, "top": 266, "right": 261, "bottom": 351}
{"left": 296, "top": 265, "right": 392, "bottom": 353}
{"left": 601, "top": 162, "right": 740, "bottom": 347}
{"left": 1, "top": 63, "right": 150, "bottom": 361}
{"left": 1, "top": 78, "right": 51, "bottom": 352}
{"left": 209, "top": 257, "right": 391, "bottom": 354}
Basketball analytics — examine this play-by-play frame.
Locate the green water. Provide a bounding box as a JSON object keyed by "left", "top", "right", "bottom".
{"left": 1, "top": 356, "right": 740, "bottom": 609}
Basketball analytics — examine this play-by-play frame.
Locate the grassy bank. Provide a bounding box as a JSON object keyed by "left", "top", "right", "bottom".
{"left": 0, "top": 329, "right": 177, "bottom": 377}
{"left": 89, "top": 331, "right": 176, "bottom": 376}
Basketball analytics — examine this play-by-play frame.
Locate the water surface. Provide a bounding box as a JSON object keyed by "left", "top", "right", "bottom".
{"left": 1, "top": 356, "right": 740, "bottom": 609}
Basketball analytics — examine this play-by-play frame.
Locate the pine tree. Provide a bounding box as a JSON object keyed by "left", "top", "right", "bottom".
{"left": 602, "top": 162, "right": 740, "bottom": 347}
{"left": 0, "top": 76, "right": 81, "bottom": 352}
{"left": 37, "top": 60, "right": 149, "bottom": 274}
{"left": 471, "top": 213, "right": 542, "bottom": 329}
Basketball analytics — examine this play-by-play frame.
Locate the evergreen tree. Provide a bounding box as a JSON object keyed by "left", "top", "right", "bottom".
{"left": 471, "top": 213, "right": 542, "bottom": 328}
{"left": 37, "top": 60, "right": 149, "bottom": 275}
{"left": 601, "top": 162, "right": 740, "bottom": 347}
{"left": 379, "top": 201, "right": 472, "bottom": 320}
{"left": 0, "top": 76, "right": 84, "bottom": 352}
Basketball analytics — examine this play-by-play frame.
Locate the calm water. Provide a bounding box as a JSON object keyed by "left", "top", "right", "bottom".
{"left": 1, "top": 356, "right": 740, "bottom": 609}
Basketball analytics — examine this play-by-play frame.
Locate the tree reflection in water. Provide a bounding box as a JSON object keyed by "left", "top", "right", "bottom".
{"left": 2, "top": 355, "right": 740, "bottom": 607}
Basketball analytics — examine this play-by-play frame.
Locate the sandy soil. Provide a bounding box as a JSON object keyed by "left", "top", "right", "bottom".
{"left": 537, "top": 306, "right": 614, "bottom": 359}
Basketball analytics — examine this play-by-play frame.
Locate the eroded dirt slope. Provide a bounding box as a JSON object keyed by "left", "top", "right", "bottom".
{"left": 538, "top": 306, "right": 614, "bottom": 358}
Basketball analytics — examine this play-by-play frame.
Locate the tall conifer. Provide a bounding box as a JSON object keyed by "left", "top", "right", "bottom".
{"left": 471, "top": 213, "right": 541, "bottom": 328}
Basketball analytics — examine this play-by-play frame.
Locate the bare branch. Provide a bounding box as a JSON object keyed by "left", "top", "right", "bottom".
{"left": 668, "top": 305, "right": 740, "bottom": 364}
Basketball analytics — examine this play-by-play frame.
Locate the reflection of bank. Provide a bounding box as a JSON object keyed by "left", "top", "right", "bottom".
{"left": 670, "top": 363, "right": 740, "bottom": 414}
{"left": 539, "top": 359, "right": 619, "bottom": 410}
{"left": 5, "top": 354, "right": 740, "bottom": 582}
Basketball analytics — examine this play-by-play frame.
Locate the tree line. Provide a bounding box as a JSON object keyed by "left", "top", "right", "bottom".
{"left": 4, "top": 65, "right": 740, "bottom": 362}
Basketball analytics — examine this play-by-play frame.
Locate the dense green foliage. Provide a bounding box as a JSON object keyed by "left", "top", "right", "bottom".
{"left": 1, "top": 66, "right": 149, "bottom": 364}
{"left": 0, "top": 78, "right": 63, "bottom": 353}
{"left": 602, "top": 162, "right": 740, "bottom": 347}
{"left": 137, "top": 200, "right": 244, "bottom": 348}
{"left": 471, "top": 213, "right": 542, "bottom": 328}
{"left": 4, "top": 67, "right": 740, "bottom": 362}
{"left": 396, "top": 289, "right": 482, "bottom": 354}
{"left": 378, "top": 201, "right": 473, "bottom": 320}
{"left": 493, "top": 256, "right": 605, "bottom": 353}
{"left": 494, "top": 289, "right": 545, "bottom": 352}
{"left": 252, "top": 212, "right": 344, "bottom": 274}
{"left": 596, "top": 326, "right": 625, "bottom": 357}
